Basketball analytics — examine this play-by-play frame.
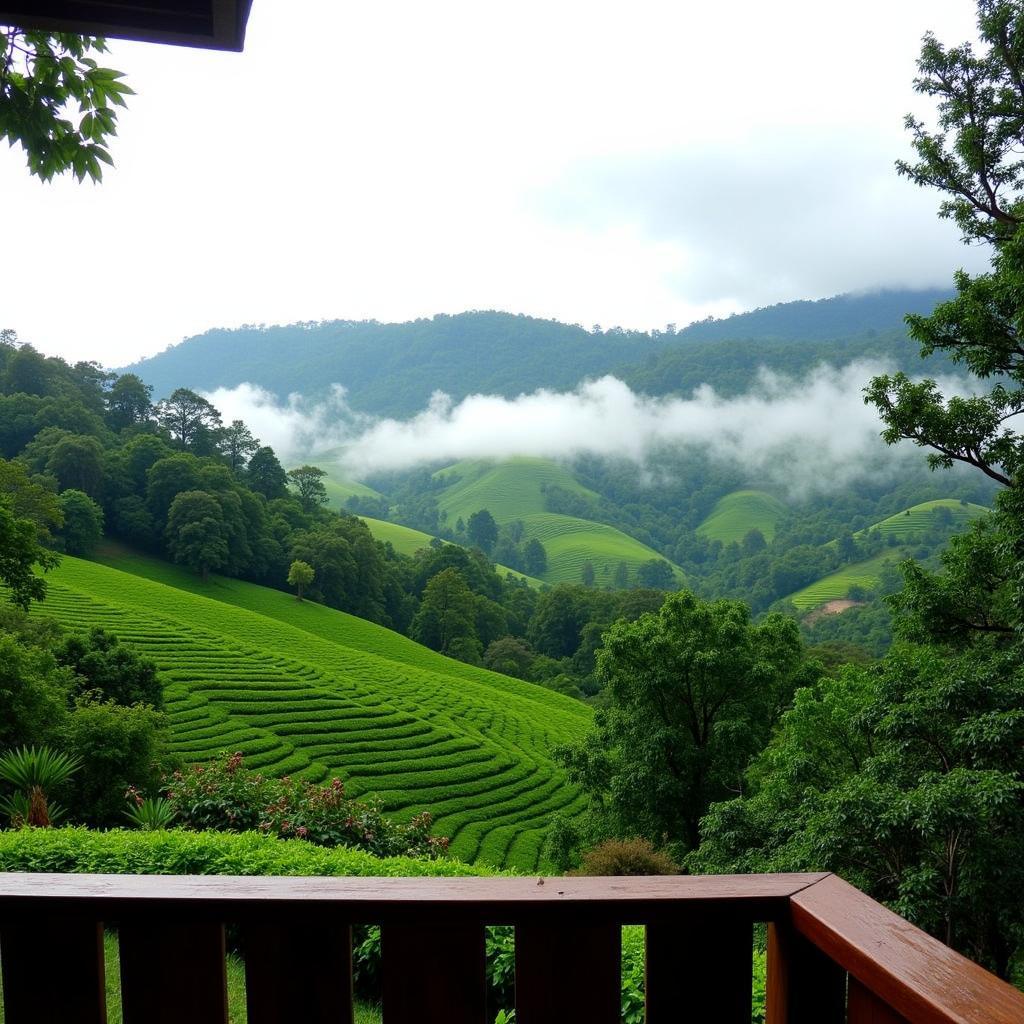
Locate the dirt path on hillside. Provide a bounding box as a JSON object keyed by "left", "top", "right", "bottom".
{"left": 803, "top": 599, "right": 864, "bottom": 624}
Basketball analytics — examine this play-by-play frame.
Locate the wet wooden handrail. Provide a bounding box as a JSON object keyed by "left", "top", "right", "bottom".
{"left": 0, "top": 871, "right": 1019, "bottom": 1023}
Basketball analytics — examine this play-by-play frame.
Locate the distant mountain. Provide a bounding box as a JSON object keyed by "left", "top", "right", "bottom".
{"left": 673, "top": 288, "right": 952, "bottom": 344}
{"left": 124, "top": 289, "right": 953, "bottom": 417}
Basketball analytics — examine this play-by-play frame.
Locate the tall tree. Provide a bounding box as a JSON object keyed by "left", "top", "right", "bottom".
{"left": 287, "top": 559, "right": 314, "bottom": 601}
{"left": 165, "top": 490, "right": 228, "bottom": 582}
{"left": 155, "top": 388, "right": 222, "bottom": 450}
{"left": 287, "top": 465, "right": 328, "bottom": 513}
{"left": 555, "top": 591, "right": 811, "bottom": 852}
{"left": 410, "top": 568, "right": 481, "bottom": 660}
{"left": 219, "top": 419, "right": 260, "bottom": 472}
{"left": 466, "top": 509, "right": 498, "bottom": 553}
{"left": 247, "top": 446, "right": 289, "bottom": 499}
{"left": 57, "top": 489, "right": 104, "bottom": 555}
{"left": 45, "top": 434, "right": 105, "bottom": 497}
{"left": 0, "top": 499, "right": 60, "bottom": 609}
{"left": 105, "top": 374, "right": 152, "bottom": 430}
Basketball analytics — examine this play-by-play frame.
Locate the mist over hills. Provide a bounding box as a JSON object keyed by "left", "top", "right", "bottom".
{"left": 125, "top": 288, "right": 953, "bottom": 417}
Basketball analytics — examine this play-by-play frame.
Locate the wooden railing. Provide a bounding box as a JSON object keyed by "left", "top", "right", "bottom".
{"left": 0, "top": 871, "right": 1021, "bottom": 1023}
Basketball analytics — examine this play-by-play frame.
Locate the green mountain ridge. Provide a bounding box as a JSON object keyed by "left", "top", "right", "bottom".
{"left": 123, "top": 290, "right": 953, "bottom": 417}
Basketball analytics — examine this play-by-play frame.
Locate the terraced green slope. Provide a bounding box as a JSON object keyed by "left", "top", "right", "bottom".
{"left": 433, "top": 458, "right": 684, "bottom": 587}
{"left": 37, "top": 556, "right": 591, "bottom": 870}
{"left": 787, "top": 552, "right": 905, "bottom": 611}
{"left": 860, "top": 499, "right": 988, "bottom": 540}
{"left": 696, "top": 490, "right": 788, "bottom": 544}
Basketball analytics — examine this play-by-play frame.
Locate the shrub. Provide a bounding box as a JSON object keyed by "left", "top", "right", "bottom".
{"left": 0, "top": 826, "right": 494, "bottom": 878}
{"left": 165, "top": 752, "right": 449, "bottom": 859}
{"left": 575, "top": 838, "right": 679, "bottom": 876}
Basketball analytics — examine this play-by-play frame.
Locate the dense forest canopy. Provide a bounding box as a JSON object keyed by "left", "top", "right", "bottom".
{"left": 121, "top": 289, "right": 953, "bottom": 416}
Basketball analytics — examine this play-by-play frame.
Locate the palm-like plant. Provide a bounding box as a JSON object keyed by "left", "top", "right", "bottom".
{"left": 0, "top": 746, "right": 81, "bottom": 828}
{"left": 124, "top": 796, "right": 176, "bottom": 830}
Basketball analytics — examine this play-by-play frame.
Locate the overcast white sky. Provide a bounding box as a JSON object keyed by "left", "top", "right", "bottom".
{"left": 0, "top": 0, "right": 988, "bottom": 367}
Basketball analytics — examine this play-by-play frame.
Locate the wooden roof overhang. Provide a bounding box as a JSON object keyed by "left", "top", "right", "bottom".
{"left": 0, "top": 0, "right": 254, "bottom": 50}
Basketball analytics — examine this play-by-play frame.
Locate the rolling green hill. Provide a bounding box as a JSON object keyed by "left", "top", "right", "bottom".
{"left": 433, "top": 458, "right": 684, "bottom": 587}
{"left": 319, "top": 475, "right": 384, "bottom": 510}
{"left": 787, "top": 551, "right": 905, "bottom": 611}
{"left": 36, "top": 554, "right": 591, "bottom": 870}
{"left": 357, "top": 517, "right": 544, "bottom": 588}
{"left": 696, "top": 490, "right": 788, "bottom": 545}
{"left": 434, "top": 457, "right": 599, "bottom": 522}
{"left": 860, "top": 499, "right": 989, "bottom": 540}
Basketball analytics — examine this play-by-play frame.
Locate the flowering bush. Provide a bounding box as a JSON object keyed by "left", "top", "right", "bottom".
{"left": 163, "top": 752, "right": 449, "bottom": 859}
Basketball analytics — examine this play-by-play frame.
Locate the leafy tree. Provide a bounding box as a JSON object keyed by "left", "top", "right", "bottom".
{"left": 56, "top": 488, "right": 103, "bottom": 555}
{"left": 410, "top": 568, "right": 481, "bottom": 661}
{"left": 523, "top": 537, "right": 547, "bottom": 576}
{"left": 555, "top": 591, "right": 812, "bottom": 852}
{"left": 482, "top": 636, "right": 536, "bottom": 679}
{"left": 155, "top": 388, "right": 222, "bottom": 450}
{"left": 59, "top": 697, "right": 169, "bottom": 827}
{"left": 466, "top": 509, "right": 498, "bottom": 553}
{"left": 145, "top": 452, "right": 201, "bottom": 522}
{"left": 636, "top": 559, "right": 674, "bottom": 589}
{"left": 45, "top": 433, "right": 105, "bottom": 497}
{"left": 581, "top": 561, "right": 595, "bottom": 587}
{"left": 105, "top": 373, "right": 152, "bottom": 430}
{"left": 220, "top": 419, "right": 260, "bottom": 472}
{"left": 613, "top": 562, "right": 630, "bottom": 588}
{"left": 0, "top": 500, "right": 59, "bottom": 609}
{"left": 287, "top": 465, "right": 328, "bottom": 512}
{"left": 56, "top": 627, "right": 163, "bottom": 709}
{"left": 247, "top": 445, "right": 289, "bottom": 499}
{"left": 0, "top": 30, "right": 132, "bottom": 182}
{"left": 165, "top": 490, "right": 228, "bottom": 582}
{"left": 287, "top": 559, "right": 314, "bottom": 601}
{"left": 0, "top": 631, "right": 69, "bottom": 749}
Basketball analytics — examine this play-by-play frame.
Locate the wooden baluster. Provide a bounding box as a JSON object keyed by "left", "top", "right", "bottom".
{"left": 766, "top": 921, "right": 845, "bottom": 1024}
{"left": 243, "top": 920, "right": 353, "bottom": 1024}
{"left": 118, "top": 921, "right": 227, "bottom": 1024}
{"left": 0, "top": 917, "right": 106, "bottom": 1024}
{"left": 645, "top": 917, "right": 752, "bottom": 1023}
{"left": 515, "top": 921, "right": 620, "bottom": 1024}
{"left": 847, "top": 978, "right": 909, "bottom": 1023}
{"left": 381, "top": 922, "right": 486, "bottom": 1024}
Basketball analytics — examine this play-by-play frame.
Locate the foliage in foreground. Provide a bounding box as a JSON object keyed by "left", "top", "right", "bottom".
{"left": 163, "top": 752, "right": 449, "bottom": 859}
{"left": 0, "top": 826, "right": 492, "bottom": 878}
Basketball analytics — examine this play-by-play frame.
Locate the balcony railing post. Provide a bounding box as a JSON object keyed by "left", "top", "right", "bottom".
{"left": 646, "top": 917, "right": 753, "bottom": 1023}
{"left": 847, "top": 977, "right": 909, "bottom": 1023}
{"left": 381, "top": 922, "right": 487, "bottom": 1023}
{"left": 0, "top": 917, "right": 106, "bottom": 1024}
{"left": 515, "top": 920, "right": 621, "bottom": 1024}
{"left": 766, "top": 920, "right": 846, "bottom": 1024}
{"left": 118, "top": 920, "right": 228, "bottom": 1024}
{"left": 243, "top": 920, "right": 354, "bottom": 1024}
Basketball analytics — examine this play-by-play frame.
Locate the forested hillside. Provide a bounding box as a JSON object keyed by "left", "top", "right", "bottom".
{"left": 124, "top": 289, "right": 952, "bottom": 415}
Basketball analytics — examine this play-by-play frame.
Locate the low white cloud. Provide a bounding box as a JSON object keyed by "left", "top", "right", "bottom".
{"left": 204, "top": 362, "right": 959, "bottom": 496}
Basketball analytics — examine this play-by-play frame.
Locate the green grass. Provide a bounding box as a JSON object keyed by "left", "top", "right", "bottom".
{"left": 696, "top": 490, "right": 788, "bottom": 545}
{"left": 787, "top": 551, "right": 906, "bottom": 611}
{"left": 432, "top": 458, "right": 684, "bottom": 587}
{"left": 312, "top": 469, "right": 385, "bottom": 511}
{"left": 858, "top": 499, "right": 988, "bottom": 540}
{"left": 434, "top": 457, "right": 599, "bottom": 522}
{"left": 36, "top": 552, "right": 592, "bottom": 870}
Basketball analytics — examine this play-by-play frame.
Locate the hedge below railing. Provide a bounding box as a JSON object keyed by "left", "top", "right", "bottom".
{"left": 0, "top": 827, "right": 500, "bottom": 878}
